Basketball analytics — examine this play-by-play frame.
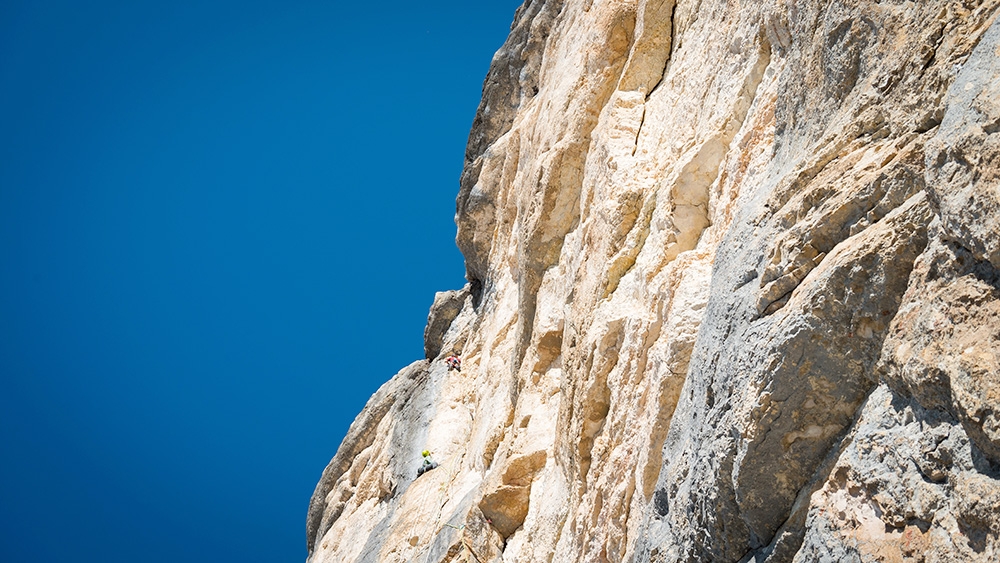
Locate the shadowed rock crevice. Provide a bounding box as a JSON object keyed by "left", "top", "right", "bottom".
{"left": 617, "top": 0, "right": 677, "bottom": 97}
{"left": 424, "top": 287, "right": 471, "bottom": 359}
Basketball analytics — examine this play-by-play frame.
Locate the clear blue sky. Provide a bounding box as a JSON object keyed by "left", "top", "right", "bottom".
{"left": 0, "top": 1, "right": 521, "bottom": 561}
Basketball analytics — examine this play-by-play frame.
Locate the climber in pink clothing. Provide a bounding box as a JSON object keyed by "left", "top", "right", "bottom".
{"left": 445, "top": 355, "right": 462, "bottom": 372}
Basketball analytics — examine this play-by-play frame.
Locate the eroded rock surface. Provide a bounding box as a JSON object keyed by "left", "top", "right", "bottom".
{"left": 307, "top": 1, "right": 1000, "bottom": 562}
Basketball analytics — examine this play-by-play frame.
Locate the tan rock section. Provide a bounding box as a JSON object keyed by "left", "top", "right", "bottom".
{"left": 307, "top": 1, "right": 1000, "bottom": 562}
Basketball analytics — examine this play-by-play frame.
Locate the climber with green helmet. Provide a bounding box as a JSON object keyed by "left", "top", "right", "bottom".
{"left": 416, "top": 449, "right": 438, "bottom": 477}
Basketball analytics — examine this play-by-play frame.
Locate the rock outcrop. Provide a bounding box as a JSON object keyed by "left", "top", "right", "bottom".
{"left": 307, "top": 1, "right": 1000, "bottom": 562}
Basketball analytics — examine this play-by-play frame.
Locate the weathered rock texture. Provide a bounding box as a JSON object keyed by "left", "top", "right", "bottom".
{"left": 307, "top": 1, "right": 1000, "bottom": 562}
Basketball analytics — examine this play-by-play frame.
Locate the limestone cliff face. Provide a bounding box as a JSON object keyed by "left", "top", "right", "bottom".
{"left": 307, "top": 1, "right": 1000, "bottom": 561}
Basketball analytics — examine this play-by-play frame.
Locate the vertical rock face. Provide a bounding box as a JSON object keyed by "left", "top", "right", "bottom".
{"left": 307, "top": 1, "right": 1000, "bottom": 562}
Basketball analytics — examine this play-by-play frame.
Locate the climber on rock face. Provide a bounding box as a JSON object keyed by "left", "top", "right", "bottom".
{"left": 416, "top": 450, "right": 438, "bottom": 477}
{"left": 445, "top": 355, "right": 461, "bottom": 372}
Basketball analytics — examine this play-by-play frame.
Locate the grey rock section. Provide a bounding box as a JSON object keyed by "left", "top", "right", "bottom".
{"left": 789, "top": 20, "right": 1000, "bottom": 560}
{"left": 423, "top": 286, "right": 470, "bottom": 359}
{"left": 794, "top": 385, "right": 1000, "bottom": 563}
{"left": 642, "top": 192, "right": 931, "bottom": 562}
{"left": 879, "top": 231, "right": 1000, "bottom": 465}
{"left": 926, "top": 16, "right": 1000, "bottom": 271}
{"left": 637, "top": 2, "right": 1000, "bottom": 562}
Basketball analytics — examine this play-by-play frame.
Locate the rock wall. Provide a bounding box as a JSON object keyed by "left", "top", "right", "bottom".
{"left": 306, "top": 1, "right": 1000, "bottom": 562}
